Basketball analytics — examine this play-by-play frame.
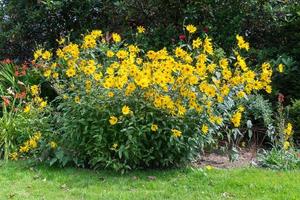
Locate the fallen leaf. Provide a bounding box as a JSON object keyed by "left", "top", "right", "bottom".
{"left": 147, "top": 176, "right": 156, "bottom": 180}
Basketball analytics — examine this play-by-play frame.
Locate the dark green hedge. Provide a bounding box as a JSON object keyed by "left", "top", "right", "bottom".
{"left": 1, "top": 0, "right": 300, "bottom": 99}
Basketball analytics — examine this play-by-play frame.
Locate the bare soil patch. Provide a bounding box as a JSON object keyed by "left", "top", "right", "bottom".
{"left": 194, "top": 149, "right": 257, "bottom": 169}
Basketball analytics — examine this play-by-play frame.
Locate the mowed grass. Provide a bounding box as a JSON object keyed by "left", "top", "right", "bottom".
{"left": 0, "top": 161, "right": 299, "bottom": 200}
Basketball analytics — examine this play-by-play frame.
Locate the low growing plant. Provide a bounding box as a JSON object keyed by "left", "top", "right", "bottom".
{"left": 0, "top": 61, "right": 51, "bottom": 161}
{"left": 257, "top": 148, "right": 300, "bottom": 170}
{"left": 257, "top": 93, "right": 300, "bottom": 170}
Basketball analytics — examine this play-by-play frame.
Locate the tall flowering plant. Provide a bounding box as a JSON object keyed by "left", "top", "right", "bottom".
{"left": 33, "top": 25, "right": 276, "bottom": 171}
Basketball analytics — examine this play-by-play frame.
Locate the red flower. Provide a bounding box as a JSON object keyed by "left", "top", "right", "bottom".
{"left": 278, "top": 93, "right": 285, "bottom": 103}
{"left": 1, "top": 96, "right": 10, "bottom": 106}
{"left": 15, "top": 91, "right": 26, "bottom": 99}
{"left": 203, "top": 27, "right": 209, "bottom": 33}
{"left": 179, "top": 34, "right": 186, "bottom": 41}
{"left": 20, "top": 70, "right": 26, "bottom": 76}
{"left": 1, "top": 59, "right": 12, "bottom": 64}
{"left": 22, "top": 64, "right": 29, "bottom": 71}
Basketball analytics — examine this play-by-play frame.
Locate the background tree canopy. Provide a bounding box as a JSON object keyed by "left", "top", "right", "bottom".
{"left": 0, "top": 0, "right": 299, "bottom": 99}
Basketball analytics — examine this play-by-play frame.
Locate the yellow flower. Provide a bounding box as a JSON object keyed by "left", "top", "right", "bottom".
{"left": 205, "top": 165, "right": 214, "bottom": 170}
{"left": 34, "top": 49, "right": 43, "bottom": 61}
{"left": 108, "top": 92, "right": 114, "bottom": 97}
{"left": 116, "top": 50, "right": 128, "bottom": 59}
{"left": 151, "top": 124, "right": 158, "bottom": 132}
{"left": 137, "top": 26, "right": 145, "bottom": 33}
{"left": 265, "top": 86, "right": 272, "bottom": 94}
{"left": 203, "top": 37, "right": 213, "bottom": 55}
{"left": 43, "top": 69, "right": 51, "bottom": 78}
{"left": 201, "top": 124, "right": 209, "bottom": 134}
{"left": 51, "top": 62, "right": 58, "bottom": 69}
{"left": 50, "top": 141, "right": 57, "bottom": 149}
{"left": 278, "top": 64, "right": 284, "bottom": 73}
{"left": 82, "top": 34, "right": 97, "bottom": 49}
{"left": 237, "top": 91, "right": 246, "bottom": 99}
{"left": 42, "top": 50, "right": 52, "bottom": 60}
{"left": 231, "top": 111, "right": 242, "bottom": 127}
{"left": 171, "top": 129, "right": 182, "bottom": 138}
{"left": 63, "top": 94, "right": 69, "bottom": 100}
{"left": 9, "top": 152, "right": 18, "bottom": 161}
{"left": 112, "top": 143, "right": 118, "bottom": 150}
{"left": 66, "top": 67, "right": 76, "bottom": 77}
{"left": 109, "top": 116, "right": 118, "bottom": 125}
{"left": 238, "top": 106, "right": 245, "bottom": 112}
{"left": 74, "top": 96, "right": 80, "bottom": 104}
{"left": 39, "top": 101, "right": 47, "bottom": 109}
{"left": 52, "top": 72, "right": 59, "bottom": 79}
{"left": 283, "top": 141, "right": 290, "bottom": 150}
{"left": 19, "top": 145, "right": 29, "bottom": 153}
{"left": 192, "top": 38, "right": 202, "bottom": 49}
{"left": 24, "top": 105, "right": 31, "bottom": 113}
{"left": 112, "top": 33, "right": 121, "bottom": 43}
{"left": 34, "top": 97, "right": 43, "bottom": 103}
{"left": 122, "top": 105, "right": 131, "bottom": 115}
{"left": 106, "top": 50, "right": 115, "bottom": 58}
{"left": 284, "top": 123, "right": 293, "bottom": 137}
{"left": 56, "top": 49, "right": 64, "bottom": 58}
{"left": 56, "top": 37, "right": 65, "bottom": 45}
{"left": 236, "top": 34, "right": 250, "bottom": 51}
{"left": 94, "top": 73, "right": 103, "bottom": 81}
{"left": 219, "top": 58, "right": 229, "bottom": 69}
{"left": 33, "top": 131, "right": 42, "bottom": 141}
{"left": 30, "top": 85, "right": 39, "bottom": 96}
{"left": 29, "top": 139, "right": 37, "bottom": 149}
{"left": 186, "top": 24, "right": 197, "bottom": 34}
{"left": 136, "top": 58, "right": 143, "bottom": 65}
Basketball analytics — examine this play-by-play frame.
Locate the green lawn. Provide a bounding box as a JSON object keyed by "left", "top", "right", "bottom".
{"left": 0, "top": 161, "right": 299, "bottom": 200}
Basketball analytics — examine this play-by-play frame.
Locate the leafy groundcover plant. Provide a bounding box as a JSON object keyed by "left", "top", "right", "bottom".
{"left": 257, "top": 94, "right": 300, "bottom": 170}
{"left": 0, "top": 60, "right": 51, "bottom": 162}
{"left": 30, "top": 25, "right": 277, "bottom": 172}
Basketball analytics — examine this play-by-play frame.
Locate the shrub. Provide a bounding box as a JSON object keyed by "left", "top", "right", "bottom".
{"left": 30, "top": 25, "right": 278, "bottom": 172}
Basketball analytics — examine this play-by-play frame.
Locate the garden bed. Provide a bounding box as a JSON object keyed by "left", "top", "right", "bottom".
{"left": 195, "top": 149, "right": 257, "bottom": 169}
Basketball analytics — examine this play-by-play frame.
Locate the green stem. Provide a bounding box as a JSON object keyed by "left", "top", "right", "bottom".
{"left": 4, "top": 134, "right": 8, "bottom": 162}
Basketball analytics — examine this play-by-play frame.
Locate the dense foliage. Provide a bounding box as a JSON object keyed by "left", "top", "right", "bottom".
{"left": 0, "top": 1, "right": 299, "bottom": 172}
{"left": 19, "top": 26, "right": 280, "bottom": 171}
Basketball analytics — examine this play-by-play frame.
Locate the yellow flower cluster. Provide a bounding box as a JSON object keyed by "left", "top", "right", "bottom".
{"left": 34, "top": 26, "right": 275, "bottom": 138}
{"left": 29, "top": 85, "right": 47, "bottom": 110}
{"left": 236, "top": 35, "right": 250, "bottom": 51}
{"left": 82, "top": 30, "right": 102, "bottom": 49}
{"left": 34, "top": 49, "right": 52, "bottom": 61}
{"left": 19, "top": 132, "right": 42, "bottom": 153}
{"left": 283, "top": 123, "right": 293, "bottom": 150}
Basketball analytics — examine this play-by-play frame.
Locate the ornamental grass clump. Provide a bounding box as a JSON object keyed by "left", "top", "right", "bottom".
{"left": 33, "top": 25, "right": 275, "bottom": 171}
